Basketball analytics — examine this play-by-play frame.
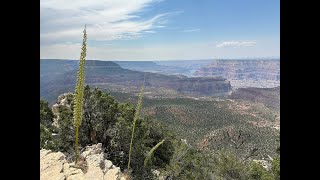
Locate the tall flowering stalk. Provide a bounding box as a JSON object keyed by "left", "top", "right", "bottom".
{"left": 127, "top": 86, "right": 144, "bottom": 170}
{"left": 73, "top": 26, "right": 87, "bottom": 163}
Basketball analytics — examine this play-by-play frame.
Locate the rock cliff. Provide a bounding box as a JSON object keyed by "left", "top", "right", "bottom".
{"left": 40, "top": 143, "right": 127, "bottom": 180}
{"left": 41, "top": 60, "right": 232, "bottom": 105}
{"left": 194, "top": 60, "right": 280, "bottom": 81}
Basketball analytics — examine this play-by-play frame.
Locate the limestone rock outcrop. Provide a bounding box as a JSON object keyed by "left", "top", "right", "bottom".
{"left": 51, "top": 93, "right": 73, "bottom": 128}
{"left": 40, "top": 143, "right": 125, "bottom": 180}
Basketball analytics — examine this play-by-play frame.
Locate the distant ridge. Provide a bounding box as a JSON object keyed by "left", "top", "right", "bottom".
{"left": 41, "top": 59, "right": 232, "bottom": 104}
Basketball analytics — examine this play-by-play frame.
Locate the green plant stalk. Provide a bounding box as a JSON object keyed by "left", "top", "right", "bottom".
{"left": 127, "top": 86, "right": 144, "bottom": 170}
{"left": 73, "top": 26, "right": 87, "bottom": 163}
{"left": 75, "top": 126, "right": 79, "bottom": 162}
{"left": 144, "top": 139, "right": 165, "bottom": 167}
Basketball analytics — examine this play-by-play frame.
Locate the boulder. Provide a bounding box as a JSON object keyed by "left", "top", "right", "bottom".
{"left": 40, "top": 151, "right": 66, "bottom": 180}
{"left": 104, "top": 168, "right": 120, "bottom": 180}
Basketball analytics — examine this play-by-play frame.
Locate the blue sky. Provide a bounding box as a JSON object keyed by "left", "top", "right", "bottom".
{"left": 40, "top": 0, "right": 280, "bottom": 60}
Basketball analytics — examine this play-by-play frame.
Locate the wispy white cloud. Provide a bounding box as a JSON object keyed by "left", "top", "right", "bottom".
{"left": 40, "top": 0, "right": 180, "bottom": 44}
{"left": 216, "top": 41, "right": 256, "bottom": 48}
{"left": 182, "top": 28, "right": 200, "bottom": 32}
{"left": 144, "top": 30, "right": 157, "bottom": 33}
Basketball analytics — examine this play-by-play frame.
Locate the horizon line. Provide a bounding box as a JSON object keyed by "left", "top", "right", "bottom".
{"left": 40, "top": 57, "right": 280, "bottom": 61}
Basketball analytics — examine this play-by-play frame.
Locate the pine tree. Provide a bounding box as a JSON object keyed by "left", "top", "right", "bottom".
{"left": 73, "top": 25, "right": 87, "bottom": 163}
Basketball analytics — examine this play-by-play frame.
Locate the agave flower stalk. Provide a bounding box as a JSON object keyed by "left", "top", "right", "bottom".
{"left": 127, "top": 86, "right": 144, "bottom": 170}
{"left": 73, "top": 25, "right": 87, "bottom": 163}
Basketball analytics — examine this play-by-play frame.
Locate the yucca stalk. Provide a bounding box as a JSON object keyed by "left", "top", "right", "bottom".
{"left": 73, "top": 25, "right": 87, "bottom": 163}
{"left": 127, "top": 86, "right": 144, "bottom": 170}
{"left": 143, "top": 139, "right": 165, "bottom": 167}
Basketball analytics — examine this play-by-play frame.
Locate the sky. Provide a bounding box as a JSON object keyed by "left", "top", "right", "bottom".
{"left": 40, "top": 0, "right": 280, "bottom": 61}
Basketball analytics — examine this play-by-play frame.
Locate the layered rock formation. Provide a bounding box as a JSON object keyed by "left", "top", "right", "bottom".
{"left": 41, "top": 60, "right": 232, "bottom": 105}
{"left": 193, "top": 60, "right": 280, "bottom": 88}
{"left": 40, "top": 143, "right": 127, "bottom": 180}
{"left": 194, "top": 60, "right": 280, "bottom": 81}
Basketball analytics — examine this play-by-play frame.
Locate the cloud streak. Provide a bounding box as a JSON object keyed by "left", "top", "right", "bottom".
{"left": 216, "top": 41, "right": 256, "bottom": 48}
{"left": 40, "top": 0, "right": 179, "bottom": 44}
{"left": 182, "top": 28, "right": 200, "bottom": 32}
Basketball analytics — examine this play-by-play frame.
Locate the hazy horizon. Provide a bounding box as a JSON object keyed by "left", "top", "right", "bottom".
{"left": 40, "top": 57, "right": 280, "bottom": 62}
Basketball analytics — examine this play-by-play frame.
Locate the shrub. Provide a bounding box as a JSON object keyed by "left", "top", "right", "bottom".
{"left": 272, "top": 158, "right": 280, "bottom": 180}
{"left": 40, "top": 99, "right": 54, "bottom": 127}
{"left": 213, "top": 151, "right": 248, "bottom": 180}
{"left": 56, "top": 105, "right": 75, "bottom": 152}
{"left": 164, "top": 140, "right": 215, "bottom": 179}
{"left": 40, "top": 99, "right": 56, "bottom": 150}
{"left": 112, "top": 115, "right": 175, "bottom": 179}
{"left": 40, "top": 124, "right": 53, "bottom": 149}
{"left": 248, "top": 162, "right": 274, "bottom": 180}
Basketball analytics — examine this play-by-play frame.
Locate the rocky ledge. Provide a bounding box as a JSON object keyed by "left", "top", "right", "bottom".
{"left": 40, "top": 143, "right": 127, "bottom": 180}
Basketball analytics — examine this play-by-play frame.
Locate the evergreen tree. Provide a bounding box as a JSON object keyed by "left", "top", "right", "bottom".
{"left": 40, "top": 99, "right": 55, "bottom": 149}
{"left": 40, "top": 99, "right": 54, "bottom": 126}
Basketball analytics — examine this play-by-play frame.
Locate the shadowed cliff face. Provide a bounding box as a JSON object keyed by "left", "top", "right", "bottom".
{"left": 40, "top": 60, "right": 232, "bottom": 104}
